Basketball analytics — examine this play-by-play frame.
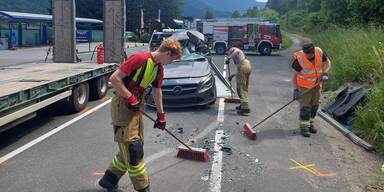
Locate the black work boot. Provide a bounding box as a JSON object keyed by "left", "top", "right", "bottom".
{"left": 309, "top": 126, "right": 317, "bottom": 134}
{"left": 237, "top": 104, "right": 250, "bottom": 115}
{"left": 138, "top": 186, "right": 150, "bottom": 192}
{"left": 300, "top": 128, "right": 311, "bottom": 137}
{"left": 99, "top": 170, "right": 119, "bottom": 192}
{"left": 237, "top": 108, "right": 250, "bottom": 115}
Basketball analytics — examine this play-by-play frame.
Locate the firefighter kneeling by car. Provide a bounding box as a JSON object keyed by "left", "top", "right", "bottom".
{"left": 99, "top": 38, "right": 182, "bottom": 192}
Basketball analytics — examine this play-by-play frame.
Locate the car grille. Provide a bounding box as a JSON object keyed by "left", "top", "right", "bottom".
{"left": 163, "top": 97, "right": 204, "bottom": 105}
{"left": 162, "top": 84, "right": 199, "bottom": 96}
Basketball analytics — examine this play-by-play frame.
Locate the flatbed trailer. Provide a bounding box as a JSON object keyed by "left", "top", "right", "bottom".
{"left": 0, "top": 62, "right": 118, "bottom": 132}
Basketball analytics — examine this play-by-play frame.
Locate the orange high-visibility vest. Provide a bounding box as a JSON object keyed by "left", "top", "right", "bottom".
{"left": 294, "top": 47, "right": 324, "bottom": 89}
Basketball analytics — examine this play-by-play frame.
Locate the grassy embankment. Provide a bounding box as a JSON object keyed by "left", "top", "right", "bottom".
{"left": 310, "top": 27, "right": 384, "bottom": 154}
{"left": 281, "top": 34, "right": 293, "bottom": 50}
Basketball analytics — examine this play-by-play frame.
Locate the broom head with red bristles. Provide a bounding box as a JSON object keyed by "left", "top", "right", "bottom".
{"left": 177, "top": 145, "right": 209, "bottom": 162}
{"left": 224, "top": 98, "right": 241, "bottom": 103}
{"left": 243, "top": 123, "right": 257, "bottom": 140}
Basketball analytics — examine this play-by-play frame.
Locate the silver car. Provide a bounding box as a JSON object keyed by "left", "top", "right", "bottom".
{"left": 147, "top": 31, "right": 216, "bottom": 108}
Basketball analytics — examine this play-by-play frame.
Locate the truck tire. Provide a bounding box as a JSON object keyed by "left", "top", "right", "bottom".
{"left": 90, "top": 76, "right": 108, "bottom": 100}
{"left": 258, "top": 43, "right": 272, "bottom": 56}
{"left": 215, "top": 44, "right": 226, "bottom": 55}
{"left": 67, "top": 82, "right": 89, "bottom": 112}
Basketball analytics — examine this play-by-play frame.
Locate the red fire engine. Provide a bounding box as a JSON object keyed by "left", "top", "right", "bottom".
{"left": 197, "top": 19, "right": 282, "bottom": 56}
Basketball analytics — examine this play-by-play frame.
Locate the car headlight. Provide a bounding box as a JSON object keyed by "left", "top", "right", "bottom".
{"left": 200, "top": 75, "right": 214, "bottom": 91}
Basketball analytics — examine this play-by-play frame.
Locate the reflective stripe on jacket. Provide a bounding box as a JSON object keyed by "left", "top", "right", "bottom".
{"left": 123, "top": 58, "right": 159, "bottom": 94}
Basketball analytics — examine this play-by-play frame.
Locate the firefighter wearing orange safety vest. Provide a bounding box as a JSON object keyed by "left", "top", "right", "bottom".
{"left": 291, "top": 42, "right": 331, "bottom": 137}
{"left": 98, "top": 38, "right": 182, "bottom": 192}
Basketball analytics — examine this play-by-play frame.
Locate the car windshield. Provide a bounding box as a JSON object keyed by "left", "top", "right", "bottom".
{"left": 180, "top": 47, "right": 206, "bottom": 61}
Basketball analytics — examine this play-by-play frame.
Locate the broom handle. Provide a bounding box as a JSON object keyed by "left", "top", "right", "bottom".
{"left": 140, "top": 110, "right": 193, "bottom": 150}
{"left": 227, "top": 62, "right": 234, "bottom": 99}
{"left": 251, "top": 85, "right": 318, "bottom": 130}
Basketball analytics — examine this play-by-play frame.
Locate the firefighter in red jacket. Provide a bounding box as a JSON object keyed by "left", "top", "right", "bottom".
{"left": 292, "top": 42, "right": 331, "bottom": 137}
{"left": 99, "top": 38, "right": 182, "bottom": 192}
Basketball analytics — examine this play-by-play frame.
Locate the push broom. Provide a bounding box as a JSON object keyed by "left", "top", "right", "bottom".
{"left": 140, "top": 110, "right": 209, "bottom": 162}
{"left": 243, "top": 86, "right": 317, "bottom": 140}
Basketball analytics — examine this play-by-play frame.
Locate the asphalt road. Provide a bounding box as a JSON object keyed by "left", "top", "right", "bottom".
{"left": 0, "top": 39, "right": 357, "bottom": 192}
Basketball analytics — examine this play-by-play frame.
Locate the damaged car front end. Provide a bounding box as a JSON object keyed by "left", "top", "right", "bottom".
{"left": 147, "top": 30, "right": 216, "bottom": 108}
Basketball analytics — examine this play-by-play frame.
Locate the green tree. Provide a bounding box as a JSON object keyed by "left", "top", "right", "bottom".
{"left": 347, "top": 0, "right": 384, "bottom": 24}
{"left": 76, "top": 0, "right": 102, "bottom": 20}
{"left": 320, "top": 0, "right": 349, "bottom": 25}
{"left": 244, "top": 6, "right": 259, "bottom": 17}
{"left": 204, "top": 9, "right": 214, "bottom": 19}
{"left": 125, "top": 0, "right": 183, "bottom": 32}
{"left": 258, "top": 9, "right": 279, "bottom": 22}
{"left": 232, "top": 10, "right": 241, "bottom": 18}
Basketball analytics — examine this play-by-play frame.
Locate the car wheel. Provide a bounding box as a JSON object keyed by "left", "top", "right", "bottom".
{"left": 66, "top": 82, "right": 89, "bottom": 113}
{"left": 208, "top": 84, "right": 217, "bottom": 105}
{"left": 208, "top": 98, "right": 216, "bottom": 105}
{"left": 89, "top": 75, "right": 108, "bottom": 100}
{"left": 258, "top": 43, "right": 272, "bottom": 56}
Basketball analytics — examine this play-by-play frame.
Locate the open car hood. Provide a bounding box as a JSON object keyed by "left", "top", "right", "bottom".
{"left": 164, "top": 59, "right": 210, "bottom": 79}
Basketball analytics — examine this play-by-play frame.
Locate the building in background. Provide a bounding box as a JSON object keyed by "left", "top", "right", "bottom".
{"left": 0, "top": 11, "right": 102, "bottom": 49}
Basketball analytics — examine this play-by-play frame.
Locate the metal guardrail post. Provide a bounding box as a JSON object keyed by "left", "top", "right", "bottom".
{"left": 318, "top": 110, "right": 375, "bottom": 152}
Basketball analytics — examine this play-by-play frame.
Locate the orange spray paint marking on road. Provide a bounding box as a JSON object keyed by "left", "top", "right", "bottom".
{"left": 101, "top": 96, "right": 111, "bottom": 102}
{"left": 309, "top": 167, "right": 337, "bottom": 177}
{"left": 92, "top": 171, "right": 104, "bottom": 176}
{"left": 78, "top": 106, "right": 91, "bottom": 115}
{"left": 289, "top": 159, "right": 336, "bottom": 177}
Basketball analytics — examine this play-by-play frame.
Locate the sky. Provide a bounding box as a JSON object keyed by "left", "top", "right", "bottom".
{"left": 256, "top": 0, "right": 268, "bottom": 2}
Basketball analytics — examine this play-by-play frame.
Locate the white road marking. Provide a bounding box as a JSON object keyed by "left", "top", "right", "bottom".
{"left": 210, "top": 130, "right": 224, "bottom": 192}
{"left": 217, "top": 98, "right": 225, "bottom": 123}
{"left": 0, "top": 99, "right": 112, "bottom": 164}
{"left": 210, "top": 61, "right": 228, "bottom": 192}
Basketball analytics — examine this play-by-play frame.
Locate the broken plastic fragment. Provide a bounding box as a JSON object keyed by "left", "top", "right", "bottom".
{"left": 177, "top": 127, "right": 184, "bottom": 133}
{"left": 201, "top": 175, "right": 209, "bottom": 181}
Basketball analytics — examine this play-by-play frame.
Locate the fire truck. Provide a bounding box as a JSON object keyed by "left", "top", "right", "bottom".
{"left": 197, "top": 19, "right": 282, "bottom": 56}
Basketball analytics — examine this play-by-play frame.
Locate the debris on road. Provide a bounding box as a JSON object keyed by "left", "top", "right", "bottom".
{"left": 142, "top": 111, "right": 209, "bottom": 161}
{"left": 220, "top": 146, "right": 232, "bottom": 153}
{"left": 177, "top": 127, "right": 184, "bottom": 133}
{"left": 200, "top": 175, "right": 209, "bottom": 182}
